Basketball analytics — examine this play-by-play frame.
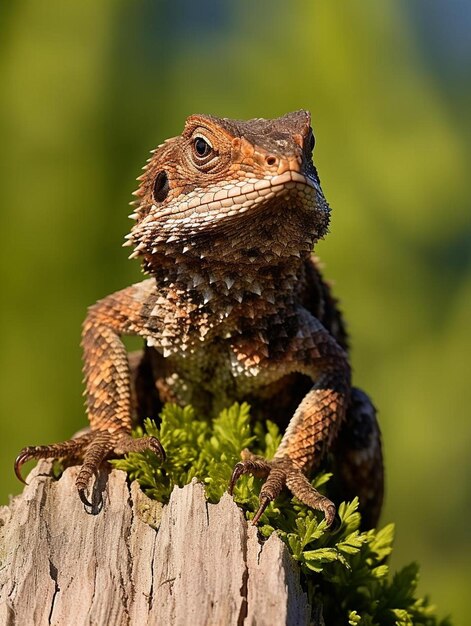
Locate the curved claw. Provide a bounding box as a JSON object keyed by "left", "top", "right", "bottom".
{"left": 252, "top": 495, "right": 271, "bottom": 526}
{"left": 78, "top": 487, "right": 93, "bottom": 508}
{"left": 228, "top": 462, "right": 246, "bottom": 495}
{"left": 148, "top": 436, "right": 166, "bottom": 462}
{"left": 323, "top": 502, "right": 337, "bottom": 528}
{"left": 229, "top": 453, "right": 338, "bottom": 529}
{"left": 14, "top": 449, "right": 32, "bottom": 484}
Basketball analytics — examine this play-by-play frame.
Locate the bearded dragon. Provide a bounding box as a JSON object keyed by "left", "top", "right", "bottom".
{"left": 15, "top": 111, "right": 383, "bottom": 527}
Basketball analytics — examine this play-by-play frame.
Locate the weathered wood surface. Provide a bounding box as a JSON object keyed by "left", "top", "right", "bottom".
{"left": 0, "top": 462, "right": 314, "bottom": 625}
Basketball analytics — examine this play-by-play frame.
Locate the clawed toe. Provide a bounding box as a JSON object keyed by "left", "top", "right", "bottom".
{"left": 148, "top": 437, "right": 166, "bottom": 461}
{"left": 76, "top": 432, "right": 166, "bottom": 511}
{"left": 115, "top": 433, "right": 166, "bottom": 461}
{"left": 228, "top": 450, "right": 271, "bottom": 495}
{"left": 14, "top": 430, "right": 165, "bottom": 509}
{"left": 15, "top": 448, "right": 38, "bottom": 484}
{"left": 252, "top": 495, "right": 271, "bottom": 525}
{"left": 78, "top": 486, "right": 94, "bottom": 508}
{"left": 229, "top": 452, "right": 336, "bottom": 527}
{"left": 285, "top": 470, "right": 336, "bottom": 527}
{"left": 14, "top": 433, "right": 94, "bottom": 485}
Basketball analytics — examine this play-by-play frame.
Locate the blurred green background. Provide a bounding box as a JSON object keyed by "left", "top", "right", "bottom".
{"left": 1, "top": 0, "right": 469, "bottom": 622}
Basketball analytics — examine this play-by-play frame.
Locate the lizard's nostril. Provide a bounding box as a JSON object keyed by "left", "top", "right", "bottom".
{"left": 265, "top": 155, "right": 278, "bottom": 167}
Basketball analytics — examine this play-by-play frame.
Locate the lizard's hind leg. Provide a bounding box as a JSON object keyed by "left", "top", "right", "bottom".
{"left": 331, "top": 387, "right": 384, "bottom": 529}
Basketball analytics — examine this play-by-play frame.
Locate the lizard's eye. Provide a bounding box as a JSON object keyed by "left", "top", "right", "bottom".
{"left": 192, "top": 135, "right": 214, "bottom": 164}
{"left": 194, "top": 137, "right": 211, "bottom": 156}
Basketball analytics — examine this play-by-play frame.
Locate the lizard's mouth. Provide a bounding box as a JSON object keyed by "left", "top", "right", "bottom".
{"left": 128, "top": 168, "right": 329, "bottom": 261}
{"left": 258, "top": 169, "right": 320, "bottom": 192}
{"left": 178, "top": 168, "right": 328, "bottom": 237}
{"left": 160, "top": 169, "right": 322, "bottom": 226}
{"left": 229, "top": 169, "right": 321, "bottom": 211}
{"left": 197, "top": 169, "right": 320, "bottom": 217}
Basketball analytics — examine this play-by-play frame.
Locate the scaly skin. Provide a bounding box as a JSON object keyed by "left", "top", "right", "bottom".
{"left": 15, "top": 111, "right": 383, "bottom": 526}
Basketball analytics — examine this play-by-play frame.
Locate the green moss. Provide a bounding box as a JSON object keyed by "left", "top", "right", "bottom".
{"left": 112, "top": 403, "right": 452, "bottom": 626}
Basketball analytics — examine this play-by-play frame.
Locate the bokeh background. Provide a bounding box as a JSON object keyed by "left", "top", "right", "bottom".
{"left": 1, "top": 1, "right": 470, "bottom": 621}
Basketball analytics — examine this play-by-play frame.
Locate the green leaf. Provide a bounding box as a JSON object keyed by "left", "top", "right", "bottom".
{"left": 348, "top": 611, "right": 361, "bottom": 625}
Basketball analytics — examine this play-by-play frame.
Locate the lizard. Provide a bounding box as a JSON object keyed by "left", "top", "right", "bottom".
{"left": 15, "top": 110, "right": 383, "bottom": 528}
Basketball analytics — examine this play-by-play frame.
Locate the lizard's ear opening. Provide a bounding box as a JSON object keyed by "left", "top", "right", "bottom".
{"left": 153, "top": 170, "right": 169, "bottom": 203}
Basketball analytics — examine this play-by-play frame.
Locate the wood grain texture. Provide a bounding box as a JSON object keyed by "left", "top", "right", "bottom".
{"left": 0, "top": 463, "right": 314, "bottom": 625}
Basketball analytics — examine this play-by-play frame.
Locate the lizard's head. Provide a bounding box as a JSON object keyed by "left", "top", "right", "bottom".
{"left": 126, "top": 110, "right": 330, "bottom": 271}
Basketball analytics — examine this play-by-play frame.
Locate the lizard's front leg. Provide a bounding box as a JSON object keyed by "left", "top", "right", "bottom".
{"left": 229, "top": 308, "right": 351, "bottom": 525}
{"left": 15, "top": 279, "right": 164, "bottom": 506}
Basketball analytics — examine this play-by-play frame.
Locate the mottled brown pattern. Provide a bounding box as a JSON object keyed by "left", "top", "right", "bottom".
{"left": 15, "top": 111, "right": 383, "bottom": 526}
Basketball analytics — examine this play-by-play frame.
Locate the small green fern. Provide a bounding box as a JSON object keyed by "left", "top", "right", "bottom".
{"left": 112, "top": 403, "right": 451, "bottom": 626}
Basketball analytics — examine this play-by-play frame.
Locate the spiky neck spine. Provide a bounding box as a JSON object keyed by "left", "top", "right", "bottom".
{"left": 145, "top": 249, "right": 309, "bottom": 325}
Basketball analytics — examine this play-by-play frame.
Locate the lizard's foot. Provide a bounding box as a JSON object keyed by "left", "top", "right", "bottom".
{"left": 15, "top": 430, "right": 165, "bottom": 507}
{"left": 229, "top": 449, "right": 336, "bottom": 526}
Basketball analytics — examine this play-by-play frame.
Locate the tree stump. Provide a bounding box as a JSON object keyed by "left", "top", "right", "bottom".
{"left": 0, "top": 462, "right": 316, "bottom": 625}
